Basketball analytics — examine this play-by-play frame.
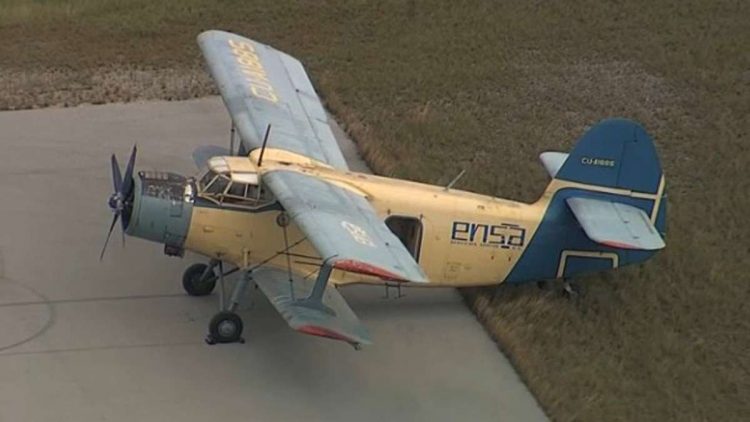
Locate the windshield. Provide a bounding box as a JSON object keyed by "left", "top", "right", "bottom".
{"left": 196, "top": 168, "right": 272, "bottom": 208}
{"left": 198, "top": 170, "right": 217, "bottom": 190}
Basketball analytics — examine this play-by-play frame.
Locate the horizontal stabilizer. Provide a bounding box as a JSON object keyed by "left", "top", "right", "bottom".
{"left": 566, "top": 197, "right": 665, "bottom": 250}
{"left": 539, "top": 152, "right": 569, "bottom": 178}
{"left": 253, "top": 268, "right": 372, "bottom": 347}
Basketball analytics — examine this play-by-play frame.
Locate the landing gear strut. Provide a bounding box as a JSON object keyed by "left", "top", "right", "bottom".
{"left": 562, "top": 280, "right": 580, "bottom": 299}
{"left": 205, "top": 263, "right": 251, "bottom": 345}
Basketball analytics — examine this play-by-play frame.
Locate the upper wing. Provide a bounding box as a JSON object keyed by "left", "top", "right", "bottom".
{"left": 197, "top": 30, "right": 349, "bottom": 170}
{"left": 567, "top": 197, "right": 665, "bottom": 250}
{"left": 263, "top": 170, "right": 428, "bottom": 283}
{"left": 253, "top": 267, "right": 371, "bottom": 347}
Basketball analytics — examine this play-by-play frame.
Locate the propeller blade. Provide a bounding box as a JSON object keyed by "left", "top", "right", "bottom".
{"left": 99, "top": 213, "right": 120, "bottom": 261}
{"left": 121, "top": 145, "right": 137, "bottom": 196}
{"left": 120, "top": 206, "right": 129, "bottom": 232}
{"left": 111, "top": 154, "right": 122, "bottom": 192}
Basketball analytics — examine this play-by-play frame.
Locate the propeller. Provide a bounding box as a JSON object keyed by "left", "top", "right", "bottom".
{"left": 100, "top": 145, "right": 137, "bottom": 260}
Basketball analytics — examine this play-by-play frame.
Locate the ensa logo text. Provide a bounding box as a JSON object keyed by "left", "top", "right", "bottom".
{"left": 451, "top": 222, "right": 526, "bottom": 249}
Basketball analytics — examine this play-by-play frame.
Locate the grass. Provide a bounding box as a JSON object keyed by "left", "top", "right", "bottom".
{"left": 1, "top": 0, "right": 748, "bottom": 420}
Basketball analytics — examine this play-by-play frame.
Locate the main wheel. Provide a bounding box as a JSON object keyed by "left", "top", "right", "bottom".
{"left": 182, "top": 263, "right": 217, "bottom": 296}
{"left": 208, "top": 311, "right": 244, "bottom": 343}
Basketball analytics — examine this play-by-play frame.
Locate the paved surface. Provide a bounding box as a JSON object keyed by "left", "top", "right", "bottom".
{"left": 0, "top": 98, "right": 547, "bottom": 422}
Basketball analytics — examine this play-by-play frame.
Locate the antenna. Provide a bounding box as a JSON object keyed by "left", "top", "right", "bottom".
{"left": 444, "top": 169, "right": 466, "bottom": 191}
{"left": 257, "top": 124, "right": 272, "bottom": 167}
{"left": 229, "top": 123, "right": 236, "bottom": 155}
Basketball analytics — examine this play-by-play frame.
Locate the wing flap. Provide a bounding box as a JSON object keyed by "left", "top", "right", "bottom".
{"left": 566, "top": 197, "right": 665, "bottom": 250}
{"left": 263, "top": 170, "right": 428, "bottom": 283}
{"left": 253, "top": 268, "right": 371, "bottom": 346}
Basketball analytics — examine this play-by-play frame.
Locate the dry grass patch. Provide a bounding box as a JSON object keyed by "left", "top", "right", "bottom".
{"left": 0, "top": 66, "right": 214, "bottom": 109}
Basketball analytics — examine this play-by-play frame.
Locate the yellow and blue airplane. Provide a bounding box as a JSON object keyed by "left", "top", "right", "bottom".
{"left": 102, "top": 31, "right": 667, "bottom": 348}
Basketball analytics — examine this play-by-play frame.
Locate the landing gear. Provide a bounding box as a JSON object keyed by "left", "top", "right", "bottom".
{"left": 205, "top": 264, "right": 251, "bottom": 345}
{"left": 182, "top": 262, "right": 217, "bottom": 296}
{"left": 206, "top": 311, "right": 244, "bottom": 344}
{"left": 562, "top": 280, "right": 580, "bottom": 299}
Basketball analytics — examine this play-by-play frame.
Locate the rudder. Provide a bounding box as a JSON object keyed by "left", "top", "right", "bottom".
{"left": 555, "top": 118, "right": 662, "bottom": 194}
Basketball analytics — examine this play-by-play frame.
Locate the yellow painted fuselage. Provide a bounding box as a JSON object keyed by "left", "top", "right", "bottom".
{"left": 183, "top": 150, "right": 551, "bottom": 287}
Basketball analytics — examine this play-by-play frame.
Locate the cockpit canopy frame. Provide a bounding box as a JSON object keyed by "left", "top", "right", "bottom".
{"left": 196, "top": 157, "right": 274, "bottom": 209}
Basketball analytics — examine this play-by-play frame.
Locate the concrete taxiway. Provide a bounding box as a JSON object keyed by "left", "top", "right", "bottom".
{"left": 0, "top": 97, "right": 546, "bottom": 421}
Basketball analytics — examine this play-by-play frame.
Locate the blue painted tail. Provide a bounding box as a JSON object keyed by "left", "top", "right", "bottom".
{"left": 555, "top": 118, "right": 663, "bottom": 194}
{"left": 555, "top": 118, "right": 667, "bottom": 238}
{"left": 505, "top": 118, "right": 667, "bottom": 284}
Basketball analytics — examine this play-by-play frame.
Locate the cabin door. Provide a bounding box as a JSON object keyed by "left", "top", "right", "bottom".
{"left": 385, "top": 216, "right": 423, "bottom": 262}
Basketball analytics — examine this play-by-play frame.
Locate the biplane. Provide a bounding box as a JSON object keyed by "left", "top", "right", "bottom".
{"left": 102, "top": 30, "right": 667, "bottom": 348}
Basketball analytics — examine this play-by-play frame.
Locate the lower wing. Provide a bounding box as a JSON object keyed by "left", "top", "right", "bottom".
{"left": 252, "top": 267, "right": 371, "bottom": 348}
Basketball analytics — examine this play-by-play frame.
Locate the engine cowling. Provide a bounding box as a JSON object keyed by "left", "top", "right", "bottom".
{"left": 126, "top": 171, "right": 194, "bottom": 256}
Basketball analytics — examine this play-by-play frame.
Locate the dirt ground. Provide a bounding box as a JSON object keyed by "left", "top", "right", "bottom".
{"left": 1, "top": 1, "right": 748, "bottom": 420}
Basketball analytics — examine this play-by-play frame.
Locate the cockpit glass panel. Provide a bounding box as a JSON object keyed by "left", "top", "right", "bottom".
{"left": 199, "top": 171, "right": 217, "bottom": 190}
{"left": 207, "top": 175, "right": 230, "bottom": 194}
{"left": 246, "top": 184, "right": 260, "bottom": 200}
{"left": 227, "top": 182, "right": 245, "bottom": 197}
{"left": 196, "top": 167, "right": 275, "bottom": 209}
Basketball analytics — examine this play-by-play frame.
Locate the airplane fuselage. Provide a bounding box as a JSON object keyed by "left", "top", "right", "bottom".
{"left": 126, "top": 148, "right": 663, "bottom": 288}
{"left": 181, "top": 151, "right": 548, "bottom": 287}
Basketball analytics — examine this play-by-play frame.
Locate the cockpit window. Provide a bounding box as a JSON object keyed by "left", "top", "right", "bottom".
{"left": 198, "top": 171, "right": 216, "bottom": 189}
{"left": 207, "top": 175, "right": 230, "bottom": 194}
{"left": 226, "top": 182, "right": 246, "bottom": 197}
{"left": 221, "top": 180, "right": 273, "bottom": 207}
{"left": 196, "top": 168, "right": 274, "bottom": 209}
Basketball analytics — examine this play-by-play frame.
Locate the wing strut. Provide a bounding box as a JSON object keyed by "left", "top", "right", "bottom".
{"left": 278, "top": 209, "right": 335, "bottom": 314}
{"left": 229, "top": 123, "right": 236, "bottom": 155}
{"left": 294, "top": 261, "right": 335, "bottom": 315}
{"left": 280, "top": 212, "right": 296, "bottom": 299}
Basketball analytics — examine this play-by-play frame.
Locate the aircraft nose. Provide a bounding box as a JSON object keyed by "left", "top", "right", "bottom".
{"left": 126, "top": 171, "right": 194, "bottom": 256}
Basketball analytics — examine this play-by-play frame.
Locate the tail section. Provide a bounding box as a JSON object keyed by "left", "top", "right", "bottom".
{"left": 555, "top": 118, "right": 663, "bottom": 194}
{"left": 507, "top": 118, "right": 667, "bottom": 284}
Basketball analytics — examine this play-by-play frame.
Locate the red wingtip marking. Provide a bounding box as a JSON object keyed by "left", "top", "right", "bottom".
{"left": 297, "top": 325, "right": 355, "bottom": 343}
{"left": 601, "top": 240, "right": 639, "bottom": 250}
{"left": 333, "top": 259, "right": 406, "bottom": 281}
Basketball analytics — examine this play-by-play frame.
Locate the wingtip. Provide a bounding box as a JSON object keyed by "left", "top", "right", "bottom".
{"left": 296, "top": 324, "right": 371, "bottom": 347}
{"left": 333, "top": 259, "right": 406, "bottom": 282}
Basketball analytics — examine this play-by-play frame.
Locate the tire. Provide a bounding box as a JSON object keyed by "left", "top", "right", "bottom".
{"left": 182, "top": 263, "right": 217, "bottom": 296}
{"left": 208, "top": 311, "right": 243, "bottom": 343}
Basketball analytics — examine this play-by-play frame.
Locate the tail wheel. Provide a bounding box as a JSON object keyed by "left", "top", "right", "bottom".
{"left": 182, "top": 263, "right": 217, "bottom": 296}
